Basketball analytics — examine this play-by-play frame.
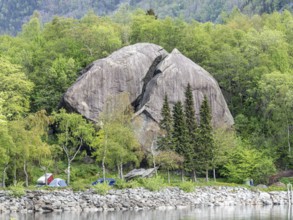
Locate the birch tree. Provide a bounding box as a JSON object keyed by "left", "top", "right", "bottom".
{"left": 53, "top": 109, "right": 94, "bottom": 185}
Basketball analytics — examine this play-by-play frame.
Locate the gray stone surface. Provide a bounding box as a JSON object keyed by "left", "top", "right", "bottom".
{"left": 0, "top": 187, "right": 291, "bottom": 214}
{"left": 61, "top": 43, "right": 234, "bottom": 146}
{"left": 124, "top": 167, "right": 158, "bottom": 180}
{"left": 61, "top": 43, "right": 168, "bottom": 121}
{"left": 138, "top": 48, "right": 234, "bottom": 128}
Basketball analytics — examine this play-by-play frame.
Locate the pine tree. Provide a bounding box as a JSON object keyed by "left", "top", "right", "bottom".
{"left": 184, "top": 83, "right": 197, "bottom": 137}
{"left": 158, "top": 95, "right": 173, "bottom": 150}
{"left": 184, "top": 83, "right": 199, "bottom": 181}
{"left": 172, "top": 101, "right": 192, "bottom": 181}
{"left": 198, "top": 96, "right": 214, "bottom": 181}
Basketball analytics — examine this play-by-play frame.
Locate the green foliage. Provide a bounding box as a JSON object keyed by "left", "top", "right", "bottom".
{"left": 138, "top": 176, "right": 166, "bottom": 191}
{"left": 212, "top": 128, "right": 237, "bottom": 175}
{"left": 114, "top": 179, "right": 141, "bottom": 189}
{"left": 177, "top": 181, "right": 195, "bottom": 193}
{"left": 156, "top": 151, "right": 184, "bottom": 171}
{"left": 70, "top": 179, "right": 90, "bottom": 192}
{"left": 279, "top": 177, "right": 293, "bottom": 185}
{"left": 172, "top": 101, "right": 192, "bottom": 171}
{"left": 0, "top": 6, "right": 293, "bottom": 186}
{"left": 92, "top": 93, "right": 142, "bottom": 179}
{"left": 8, "top": 182, "right": 26, "bottom": 197}
{"left": 220, "top": 141, "right": 276, "bottom": 184}
{"left": 258, "top": 185, "right": 287, "bottom": 192}
{"left": 184, "top": 83, "right": 197, "bottom": 137}
{"left": 197, "top": 96, "right": 214, "bottom": 172}
{"left": 0, "top": 56, "right": 34, "bottom": 120}
{"left": 53, "top": 109, "right": 95, "bottom": 185}
{"left": 158, "top": 95, "right": 173, "bottom": 151}
{"left": 92, "top": 183, "right": 112, "bottom": 195}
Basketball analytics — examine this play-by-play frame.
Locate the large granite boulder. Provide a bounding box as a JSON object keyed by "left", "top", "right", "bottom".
{"left": 62, "top": 43, "right": 168, "bottom": 120}
{"left": 138, "top": 48, "right": 233, "bottom": 128}
{"left": 61, "top": 43, "right": 234, "bottom": 146}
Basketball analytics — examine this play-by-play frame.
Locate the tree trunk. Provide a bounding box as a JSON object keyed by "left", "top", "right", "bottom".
{"left": 102, "top": 156, "right": 106, "bottom": 182}
{"left": 67, "top": 161, "right": 71, "bottom": 186}
{"left": 205, "top": 168, "right": 209, "bottom": 182}
{"left": 287, "top": 120, "right": 291, "bottom": 155}
{"left": 117, "top": 163, "right": 120, "bottom": 179}
{"left": 181, "top": 169, "right": 185, "bottom": 182}
{"left": 2, "top": 165, "right": 8, "bottom": 188}
{"left": 24, "top": 161, "right": 28, "bottom": 187}
{"left": 102, "top": 133, "right": 107, "bottom": 181}
{"left": 213, "top": 168, "right": 216, "bottom": 182}
{"left": 45, "top": 167, "right": 48, "bottom": 186}
{"left": 13, "top": 166, "right": 17, "bottom": 186}
{"left": 167, "top": 169, "right": 170, "bottom": 184}
{"left": 153, "top": 159, "right": 157, "bottom": 177}
{"left": 192, "top": 170, "right": 197, "bottom": 182}
{"left": 120, "top": 163, "right": 124, "bottom": 180}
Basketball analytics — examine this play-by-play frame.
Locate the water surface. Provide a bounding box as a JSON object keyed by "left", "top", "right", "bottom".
{"left": 1, "top": 205, "right": 292, "bottom": 220}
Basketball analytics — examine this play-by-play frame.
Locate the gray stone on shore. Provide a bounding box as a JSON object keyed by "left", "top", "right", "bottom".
{"left": 60, "top": 43, "right": 234, "bottom": 148}
{"left": 0, "top": 187, "right": 291, "bottom": 214}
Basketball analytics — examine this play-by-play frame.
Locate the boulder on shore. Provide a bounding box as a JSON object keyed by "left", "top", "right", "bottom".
{"left": 60, "top": 43, "right": 234, "bottom": 147}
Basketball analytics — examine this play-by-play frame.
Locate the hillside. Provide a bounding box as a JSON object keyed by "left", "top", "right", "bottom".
{"left": 0, "top": 0, "right": 292, "bottom": 35}
{"left": 0, "top": 9, "right": 292, "bottom": 187}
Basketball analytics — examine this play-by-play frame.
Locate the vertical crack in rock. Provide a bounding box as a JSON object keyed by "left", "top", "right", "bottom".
{"left": 132, "top": 54, "right": 166, "bottom": 112}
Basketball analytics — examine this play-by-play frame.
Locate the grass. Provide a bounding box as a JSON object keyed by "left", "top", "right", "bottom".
{"left": 4, "top": 164, "right": 293, "bottom": 193}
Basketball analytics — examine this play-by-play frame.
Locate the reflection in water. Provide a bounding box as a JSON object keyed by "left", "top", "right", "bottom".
{"left": 1, "top": 206, "right": 293, "bottom": 220}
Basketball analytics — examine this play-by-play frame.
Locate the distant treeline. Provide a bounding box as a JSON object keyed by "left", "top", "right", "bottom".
{"left": 0, "top": 0, "right": 292, "bottom": 35}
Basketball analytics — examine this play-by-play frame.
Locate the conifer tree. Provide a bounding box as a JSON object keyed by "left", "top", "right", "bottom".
{"left": 172, "top": 101, "right": 192, "bottom": 181}
{"left": 184, "top": 83, "right": 197, "bottom": 137}
{"left": 184, "top": 83, "right": 199, "bottom": 181}
{"left": 198, "top": 96, "right": 214, "bottom": 181}
{"left": 158, "top": 95, "right": 173, "bottom": 150}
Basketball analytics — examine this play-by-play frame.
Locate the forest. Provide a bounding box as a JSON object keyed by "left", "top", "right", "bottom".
{"left": 0, "top": 0, "right": 292, "bottom": 35}
{"left": 0, "top": 7, "right": 292, "bottom": 188}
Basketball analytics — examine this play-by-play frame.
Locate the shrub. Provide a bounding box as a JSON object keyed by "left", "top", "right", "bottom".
{"left": 8, "top": 182, "right": 26, "bottom": 197}
{"left": 138, "top": 176, "right": 165, "bottom": 191}
{"left": 220, "top": 145, "right": 276, "bottom": 184}
{"left": 115, "top": 178, "right": 141, "bottom": 189}
{"left": 126, "top": 180, "right": 141, "bottom": 189}
{"left": 178, "top": 181, "right": 195, "bottom": 192}
{"left": 71, "top": 180, "right": 90, "bottom": 192}
{"left": 92, "top": 183, "right": 112, "bottom": 195}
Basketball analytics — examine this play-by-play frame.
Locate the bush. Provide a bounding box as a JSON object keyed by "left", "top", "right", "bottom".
{"left": 220, "top": 145, "right": 276, "bottom": 184}
{"left": 138, "top": 176, "right": 165, "bottom": 191}
{"left": 279, "top": 177, "right": 293, "bottom": 185}
{"left": 92, "top": 183, "right": 112, "bottom": 195}
{"left": 71, "top": 180, "right": 90, "bottom": 192}
{"left": 114, "top": 178, "right": 127, "bottom": 189}
{"left": 115, "top": 178, "right": 141, "bottom": 189}
{"left": 8, "top": 182, "right": 26, "bottom": 197}
{"left": 178, "top": 181, "right": 195, "bottom": 192}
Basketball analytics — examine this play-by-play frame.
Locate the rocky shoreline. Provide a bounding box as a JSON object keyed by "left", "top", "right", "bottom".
{"left": 0, "top": 187, "right": 291, "bottom": 213}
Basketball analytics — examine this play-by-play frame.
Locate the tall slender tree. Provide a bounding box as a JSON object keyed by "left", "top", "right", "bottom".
{"left": 184, "top": 83, "right": 199, "bottom": 181}
{"left": 198, "top": 96, "right": 214, "bottom": 181}
{"left": 158, "top": 95, "right": 173, "bottom": 150}
{"left": 184, "top": 83, "right": 197, "bottom": 137}
{"left": 53, "top": 109, "right": 94, "bottom": 185}
{"left": 172, "top": 101, "right": 192, "bottom": 181}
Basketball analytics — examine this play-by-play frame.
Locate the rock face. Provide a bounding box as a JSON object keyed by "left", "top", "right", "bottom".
{"left": 61, "top": 43, "right": 234, "bottom": 145}
{"left": 62, "top": 43, "right": 168, "bottom": 120}
{"left": 138, "top": 48, "right": 233, "bottom": 127}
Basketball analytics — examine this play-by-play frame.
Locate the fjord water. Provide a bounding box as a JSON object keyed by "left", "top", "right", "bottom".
{"left": 2, "top": 206, "right": 293, "bottom": 220}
